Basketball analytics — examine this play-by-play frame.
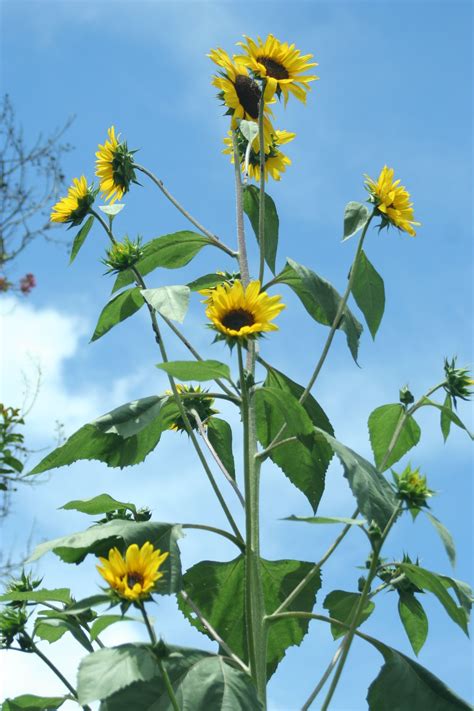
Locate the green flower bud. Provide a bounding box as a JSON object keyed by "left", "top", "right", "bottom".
{"left": 399, "top": 385, "right": 414, "bottom": 406}
{"left": 443, "top": 357, "right": 473, "bottom": 407}
{"left": 393, "top": 464, "right": 434, "bottom": 510}
{"left": 103, "top": 236, "right": 143, "bottom": 274}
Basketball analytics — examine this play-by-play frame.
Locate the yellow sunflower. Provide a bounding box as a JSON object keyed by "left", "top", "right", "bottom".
{"left": 223, "top": 128, "right": 295, "bottom": 182}
{"left": 50, "top": 175, "right": 94, "bottom": 225}
{"left": 205, "top": 280, "right": 285, "bottom": 341}
{"left": 365, "top": 166, "right": 420, "bottom": 237}
{"left": 209, "top": 47, "right": 274, "bottom": 150}
{"left": 235, "top": 34, "right": 318, "bottom": 104}
{"left": 95, "top": 126, "right": 137, "bottom": 204}
{"left": 97, "top": 542, "right": 169, "bottom": 602}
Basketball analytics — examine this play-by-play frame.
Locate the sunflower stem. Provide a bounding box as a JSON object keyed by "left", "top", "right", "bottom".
{"left": 232, "top": 130, "right": 250, "bottom": 286}
{"left": 257, "top": 82, "right": 267, "bottom": 285}
{"left": 26, "top": 636, "right": 83, "bottom": 705}
{"left": 139, "top": 603, "right": 181, "bottom": 711}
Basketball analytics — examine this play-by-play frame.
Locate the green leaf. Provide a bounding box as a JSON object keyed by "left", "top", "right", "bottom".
{"left": 141, "top": 285, "right": 190, "bottom": 323}
{"left": 34, "top": 617, "right": 94, "bottom": 651}
{"left": 274, "top": 259, "right": 363, "bottom": 363}
{"left": 243, "top": 184, "right": 279, "bottom": 273}
{"left": 61, "top": 493, "right": 137, "bottom": 517}
{"left": 420, "top": 396, "right": 473, "bottom": 441}
{"left": 29, "top": 397, "right": 178, "bottom": 474}
{"left": 207, "top": 418, "right": 235, "bottom": 479}
{"left": 323, "top": 590, "right": 375, "bottom": 639}
{"left": 156, "top": 359, "right": 231, "bottom": 382}
{"left": 28, "top": 519, "right": 182, "bottom": 594}
{"left": 34, "top": 620, "right": 68, "bottom": 644}
{"left": 398, "top": 592, "right": 428, "bottom": 655}
{"left": 351, "top": 249, "right": 385, "bottom": 338}
{"left": 70, "top": 215, "right": 94, "bottom": 264}
{"left": 368, "top": 404, "right": 421, "bottom": 471}
{"left": 343, "top": 201, "right": 370, "bottom": 241}
{"left": 316, "top": 429, "right": 399, "bottom": 529}
{"left": 239, "top": 119, "right": 259, "bottom": 144}
{"left": 366, "top": 639, "right": 471, "bottom": 710}
{"left": 425, "top": 512, "right": 456, "bottom": 568}
{"left": 91, "top": 287, "right": 144, "bottom": 342}
{"left": 178, "top": 555, "right": 321, "bottom": 679}
{"left": 255, "top": 387, "right": 314, "bottom": 439}
{"left": 0, "top": 588, "right": 72, "bottom": 604}
{"left": 90, "top": 614, "right": 134, "bottom": 640}
{"left": 2, "top": 694, "right": 69, "bottom": 710}
{"left": 400, "top": 564, "right": 470, "bottom": 635}
{"left": 440, "top": 393, "right": 453, "bottom": 441}
{"left": 112, "top": 231, "right": 211, "bottom": 292}
{"left": 63, "top": 595, "right": 113, "bottom": 615}
{"left": 284, "top": 515, "right": 365, "bottom": 526}
{"left": 187, "top": 273, "right": 226, "bottom": 292}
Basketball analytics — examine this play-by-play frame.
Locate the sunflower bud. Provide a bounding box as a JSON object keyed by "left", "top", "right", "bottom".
{"left": 165, "top": 384, "right": 218, "bottom": 433}
{"left": 378, "top": 555, "right": 422, "bottom": 595}
{"left": 443, "top": 357, "right": 473, "bottom": 407}
{"left": 393, "top": 464, "right": 434, "bottom": 510}
{"left": 103, "top": 236, "right": 143, "bottom": 274}
{"left": 0, "top": 607, "right": 29, "bottom": 649}
{"left": 399, "top": 385, "right": 414, "bottom": 406}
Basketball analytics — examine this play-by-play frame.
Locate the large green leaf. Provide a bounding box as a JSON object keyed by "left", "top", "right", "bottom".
{"left": 207, "top": 418, "right": 235, "bottom": 479}
{"left": 156, "top": 359, "right": 231, "bottom": 382}
{"left": 274, "top": 259, "right": 363, "bottom": 362}
{"left": 70, "top": 215, "right": 94, "bottom": 264}
{"left": 34, "top": 615, "right": 94, "bottom": 651}
{"left": 91, "top": 288, "right": 145, "bottom": 342}
{"left": 342, "top": 201, "right": 370, "bottom": 241}
{"left": 28, "top": 519, "right": 182, "bottom": 594}
{"left": 243, "top": 184, "right": 279, "bottom": 274}
{"left": 60, "top": 493, "right": 138, "bottom": 517}
{"left": 323, "top": 590, "right": 375, "bottom": 639}
{"left": 316, "top": 429, "right": 399, "bottom": 529}
{"left": 366, "top": 639, "right": 471, "bottom": 710}
{"left": 368, "top": 404, "right": 421, "bottom": 471}
{"left": 2, "top": 694, "right": 69, "bottom": 710}
{"left": 29, "top": 397, "right": 178, "bottom": 474}
{"left": 91, "top": 645, "right": 262, "bottom": 711}
{"left": 351, "top": 249, "right": 385, "bottom": 339}
{"left": 112, "top": 232, "right": 212, "bottom": 292}
{"left": 397, "top": 592, "right": 428, "bottom": 656}
{"left": 178, "top": 555, "right": 321, "bottom": 679}
{"left": 141, "top": 285, "right": 190, "bottom": 323}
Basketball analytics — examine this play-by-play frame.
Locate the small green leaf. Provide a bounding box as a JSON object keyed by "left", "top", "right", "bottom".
{"left": 156, "top": 359, "right": 231, "bottom": 382}
{"left": 112, "top": 231, "right": 212, "bottom": 292}
{"left": 141, "top": 285, "right": 190, "bottom": 323}
{"left": 34, "top": 617, "right": 94, "bottom": 651}
{"left": 420, "top": 396, "right": 473, "bottom": 441}
{"left": 323, "top": 590, "right": 375, "bottom": 639}
{"left": 243, "top": 185, "right": 279, "bottom": 274}
{"left": 2, "top": 694, "right": 69, "bottom": 710}
{"left": 0, "top": 588, "right": 72, "bottom": 604}
{"left": 351, "top": 249, "right": 385, "bottom": 338}
{"left": 425, "top": 512, "right": 456, "bottom": 568}
{"left": 90, "top": 615, "right": 133, "bottom": 640}
{"left": 274, "top": 259, "right": 363, "bottom": 363}
{"left": 284, "top": 515, "right": 365, "bottom": 526}
{"left": 99, "top": 204, "right": 125, "bottom": 217}
{"left": 441, "top": 392, "right": 453, "bottom": 441}
{"left": 343, "top": 201, "right": 370, "bottom": 241}
{"left": 368, "top": 404, "right": 421, "bottom": 471}
{"left": 239, "top": 119, "right": 259, "bottom": 144}
{"left": 61, "top": 493, "right": 137, "bottom": 517}
{"left": 398, "top": 592, "right": 428, "bottom": 655}
{"left": 70, "top": 215, "right": 94, "bottom": 264}
{"left": 34, "top": 620, "right": 68, "bottom": 644}
{"left": 187, "top": 273, "right": 225, "bottom": 292}
{"left": 207, "top": 418, "right": 235, "bottom": 479}
{"left": 91, "top": 287, "right": 144, "bottom": 342}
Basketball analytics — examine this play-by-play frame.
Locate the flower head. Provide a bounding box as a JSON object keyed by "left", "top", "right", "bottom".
{"left": 97, "top": 542, "right": 169, "bottom": 602}
{"left": 365, "top": 166, "right": 420, "bottom": 236}
{"left": 443, "top": 357, "right": 473, "bottom": 407}
{"left": 235, "top": 34, "right": 318, "bottom": 104}
{"left": 165, "top": 384, "right": 218, "bottom": 433}
{"left": 50, "top": 176, "right": 94, "bottom": 225}
{"left": 103, "top": 236, "right": 143, "bottom": 274}
{"left": 204, "top": 279, "right": 285, "bottom": 343}
{"left": 96, "top": 126, "right": 137, "bottom": 204}
{"left": 224, "top": 128, "right": 295, "bottom": 182}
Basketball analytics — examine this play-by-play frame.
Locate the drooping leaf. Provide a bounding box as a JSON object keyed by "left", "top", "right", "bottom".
{"left": 274, "top": 259, "right": 363, "bottom": 362}
{"left": 285, "top": 515, "right": 365, "bottom": 526}
{"left": 0, "top": 588, "right": 72, "bottom": 604}
{"left": 187, "top": 273, "right": 226, "bottom": 292}
{"left": 366, "top": 638, "right": 471, "bottom": 710}
{"left": 440, "top": 393, "right": 453, "bottom": 442}
{"left": 178, "top": 555, "right": 321, "bottom": 679}
{"left": 91, "top": 288, "right": 144, "bottom": 342}
{"left": 398, "top": 592, "right": 429, "bottom": 655}
{"left": 90, "top": 615, "right": 134, "bottom": 641}
{"left": 316, "top": 429, "right": 399, "bottom": 529}
{"left": 243, "top": 184, "right": 279, "bottom": 274}
{"left": 207, "top": 418, "right": 236, "bottom": 480}
{"left": 28, "top": 519, "right": 182, "bottom": 594}
{"left": 70, "top": 215, "right": 94, "bottom": 264}
{"left": 351, "top": 249, "right": 385, "bottom": 338}
{"left": 156, "top": 359, "right": 231, "bottom": 382}
{"left": 343, "top": 201, "right": 370, "bottom": 241}
{"left": 34, "top": 616, "right": 94, "bottom": 651}
{"left": 420, "top": 397, "right": 473, "bottom": 441}
{"left": 112, "top": 232, "right": 212, "bottom": 292}
{"left": 425, "top": 512, "right": 456, "bottom": 568}
{"left": 323, "top": 590, "right": 375, "bottom": 639}
{"left": 29, "top": 397, "right": 178, "bottom": 475}
{"left": 368, "top": 404, "right": 421, "bottom": 471}
{"left": 141, "top": 285, "right": 190, "bottom": 323}
{"left": 2, "top": 694, "right": 70, "bottom": 710}
{"left": 60, "top": 493, "right": 137, "bottom": 517}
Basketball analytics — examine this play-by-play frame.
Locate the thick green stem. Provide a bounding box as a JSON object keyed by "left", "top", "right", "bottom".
{"left": 139, "top": 603, "right": 180, "bottom": 711}
{"left": 232, "top": 130, "right": 250, "bottom": 286}
{"left": 257, "top": 83, "right": 266, "bottom": 285}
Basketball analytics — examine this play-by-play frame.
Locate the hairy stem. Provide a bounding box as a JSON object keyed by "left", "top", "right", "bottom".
{"left": 257, "top": 83, "right": 266, "bottom": 284}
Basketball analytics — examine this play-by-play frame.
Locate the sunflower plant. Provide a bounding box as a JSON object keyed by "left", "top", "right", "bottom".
{"left": 1, "top": 33, "right": 472, "bottom": 711}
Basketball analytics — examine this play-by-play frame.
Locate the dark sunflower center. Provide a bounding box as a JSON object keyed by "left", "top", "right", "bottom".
{"left": 221, "top": 309, "right": 255, "bottom": 331}
{"left": 257, "top": 56, "right": 289, "bottom": 80}
{"left": 127, "top": 573, "right": 144, "bottom": 588}
{"left": 234, "top": 74, "right": 261, "bottom": 118}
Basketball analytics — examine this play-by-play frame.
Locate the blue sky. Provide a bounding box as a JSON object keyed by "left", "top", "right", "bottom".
{"left": 1, "top": 1, "right": 472, "bottom": 709}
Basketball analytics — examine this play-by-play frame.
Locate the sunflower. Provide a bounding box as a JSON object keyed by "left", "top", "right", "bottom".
{"left": 209, "top": 48, "right": 274, "bottom": 150}
{"left": 97, "top": 542, "right": 169, "bottom": 602}
{"left": 50, "top": 175, "right": 94, "bottom": 225}
{"left": 235, "top": 34, "right": 318, "bottom": 104}
{"left": 223, "top": 128, "right": 295, "bottom": 182}
{"left": 365, "top": 166, "right": 420, "bottom": 237}
{"left": 95, "top": 126, "right": 137, "bottom": 204}
{"left": 204, "top": 280, "right": 285, "bottom": 341}
{"left": 165, "top": 384, "right": 218, "bottom": 432}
